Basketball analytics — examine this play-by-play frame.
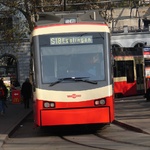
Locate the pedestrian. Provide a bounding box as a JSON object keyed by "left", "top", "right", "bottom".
{"left": 21, "top": 78, "right": 32, "bottom": 109}
{"left": 0, "top": 79, "right": 8, "bottom": 115}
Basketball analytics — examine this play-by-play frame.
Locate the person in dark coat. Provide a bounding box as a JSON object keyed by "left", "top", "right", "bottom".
{"left": 21, "top": 78, "right": 32, "bottom": 109}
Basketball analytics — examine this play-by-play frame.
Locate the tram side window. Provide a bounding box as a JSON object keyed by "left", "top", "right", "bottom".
{"left": 114, "top": 60, "right": 134, "bottom": 82}
{"left": 113, "top": 61, "right": 125, "bottom": 77}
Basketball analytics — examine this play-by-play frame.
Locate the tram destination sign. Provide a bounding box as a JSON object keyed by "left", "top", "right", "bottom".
{"left": 50, "top": 36, "right": 93, "bottom": 45}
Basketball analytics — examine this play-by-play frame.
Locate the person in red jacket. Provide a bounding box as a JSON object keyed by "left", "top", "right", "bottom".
{"left": 0, "top": 79, "right": 8, "bottom": 115}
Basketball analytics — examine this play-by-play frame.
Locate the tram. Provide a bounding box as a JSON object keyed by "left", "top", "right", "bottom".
{"left": 143, "top": 46, "right": 150, "bottom": 91}
{"left": 31, "top": 11, "right": 114, "bottom": 127}
{"left": 112, "top": 47, "right": 145, "bottom": 97}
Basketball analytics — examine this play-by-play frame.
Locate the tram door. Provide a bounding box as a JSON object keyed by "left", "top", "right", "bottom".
{"left": 135, "top": 58, "right": 144, "bottom": 93}
{"left": 126, "top": 60, "right": 134, "bottom": 83}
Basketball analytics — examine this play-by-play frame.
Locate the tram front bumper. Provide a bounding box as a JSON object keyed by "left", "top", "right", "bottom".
{"left": 40, "top": 107, "right": 111, "bottom": 126}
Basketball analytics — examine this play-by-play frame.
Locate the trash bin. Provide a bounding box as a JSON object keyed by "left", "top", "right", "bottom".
{"left": 12, "top": 90, "right": 21, "bottom": 104}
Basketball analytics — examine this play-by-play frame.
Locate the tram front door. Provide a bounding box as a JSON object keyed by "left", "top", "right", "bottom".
{"left": 135, "top": 58, "right": 144, "bottom": 94}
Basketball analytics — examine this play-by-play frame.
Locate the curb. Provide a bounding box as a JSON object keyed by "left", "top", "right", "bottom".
{"left": 0, "top": 110, "right": 32, "bottom": 148}
{"left": 8, "top": 110, "right": 33, "bottom": 137}
{"left": 0, "top": 134, "right": 8, "bottom": 148}
{"left": 113, "top": 120, "right": 150, "bottom": 135}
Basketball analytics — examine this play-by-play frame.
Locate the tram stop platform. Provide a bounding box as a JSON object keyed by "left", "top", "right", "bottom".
{"left": 0, "top": 95, "right": 150, "bottom": 148}
{"left": 0, "top": 100, "right": 32, "bottom": 148}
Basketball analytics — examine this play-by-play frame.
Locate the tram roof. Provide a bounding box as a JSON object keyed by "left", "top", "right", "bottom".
{"left": 35, "top": 10, "right": 106, "bottom": 26}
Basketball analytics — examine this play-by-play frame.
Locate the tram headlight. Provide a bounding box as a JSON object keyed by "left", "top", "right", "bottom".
{"left": 43, "top": 102, "right": 55, "bottom": 108}
{"left": 94, "top": 100, "right": 100, "bottom": 105}
{"left": 99, "top": 99, "right": 106, "bottom": 105}
{"left": 50, "top": 102, "right": 55, "bottom": 108}
{"left": 94, "top": 99, "right": 106, "bottom": 106}
{"left": 44, "top": 102, "right": 50, "bottom": 108}
{"left": 64, "top": 18, "right": 77, "bottom": 24}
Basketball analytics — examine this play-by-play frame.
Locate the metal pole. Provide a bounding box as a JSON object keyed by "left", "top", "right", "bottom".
{"left": 64, "top": 0, "right": 66, "bottom": 11}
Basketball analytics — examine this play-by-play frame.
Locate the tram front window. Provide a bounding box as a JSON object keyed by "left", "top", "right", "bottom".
{"left": 41, "top": 44, "right": 105, "bottom": 83}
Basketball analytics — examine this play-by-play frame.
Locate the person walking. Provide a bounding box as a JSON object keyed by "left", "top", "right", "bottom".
{"left": 21, "top": 78, "right": 32, "bottom": 109}
{"left": 0, "top": 79, "right": 8, "bottom": 115}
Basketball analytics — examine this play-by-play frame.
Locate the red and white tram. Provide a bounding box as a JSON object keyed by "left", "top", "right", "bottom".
{"left": 143, "top": 46, "right": 150, "bottom": 91}
{"left": 113, "top": 47, "right": 145, "bottom": 97}
{"left": 31, "top": 11, "right": 114, "bottom": 127}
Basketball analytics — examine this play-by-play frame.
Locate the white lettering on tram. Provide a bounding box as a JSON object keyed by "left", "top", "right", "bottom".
{"left": 50, "top": 36, "right": 93, "bottom": 45}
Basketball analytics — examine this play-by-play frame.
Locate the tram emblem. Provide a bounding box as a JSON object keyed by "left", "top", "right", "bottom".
{"left": 67, "top": 94, "right": 81, "bottom": 99}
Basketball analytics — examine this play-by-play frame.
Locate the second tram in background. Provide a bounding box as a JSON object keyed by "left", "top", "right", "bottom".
{"left": 143, "top": 46, "right": 150, "bottom": 91}
{"left": 113, "top": 47, "right": 145, "bottom": 97}
{"left": 31, "top": 11, "right": 114, "bottom": 127}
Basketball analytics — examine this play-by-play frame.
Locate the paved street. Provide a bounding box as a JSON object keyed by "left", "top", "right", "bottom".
{"left": 0, "top": 95, "right": 150, "bottom": 149}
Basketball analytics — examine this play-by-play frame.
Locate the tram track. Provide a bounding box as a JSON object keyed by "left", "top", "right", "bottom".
{"left": 94, "top": 133, "right": 150, "bottom": 148}
{"left": 60, "top": 135, "right": 116, "bottom": 150}
{"left": 56, "top": 121, "right": 150, "bottom": 150}
{"left": 58, "top": 126, "right": 150, "bottom": 150}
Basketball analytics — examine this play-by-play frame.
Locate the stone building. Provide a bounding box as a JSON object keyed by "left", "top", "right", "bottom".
{"left": 0, "top": 41, "right": 30, "bottom": 84}
{"left": 0, "top": 4, "right": 30, "bottom": 86}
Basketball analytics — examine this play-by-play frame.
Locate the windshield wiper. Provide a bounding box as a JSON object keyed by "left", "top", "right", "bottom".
{"left": 49, "top": 77, "right": 73, "bottom": 86}
{"left": 49, "top": 77, "right": 97, "bottom": 86}
{"left": 73, "top": 77, "right": 98, "bottom": 84}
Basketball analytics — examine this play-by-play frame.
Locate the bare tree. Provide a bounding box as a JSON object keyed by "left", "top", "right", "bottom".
{"left": 0, "top": 0, "right": 148, "bottom": 42}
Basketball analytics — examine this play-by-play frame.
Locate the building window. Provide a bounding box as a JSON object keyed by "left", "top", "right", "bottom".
{"left": 134, "top": 43, "right": 144, "bottom": 48}
{"left": 112, "top": 44, "right": 120, "bottom": 49}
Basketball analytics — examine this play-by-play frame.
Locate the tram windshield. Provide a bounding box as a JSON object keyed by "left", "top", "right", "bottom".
{"left": 40, "top": 33, "right": 105, "bottom": 84}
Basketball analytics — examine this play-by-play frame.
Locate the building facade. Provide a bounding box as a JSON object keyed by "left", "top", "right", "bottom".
{"left": 110, "top": 6, "right": 150, "bottom": 48}
{"left": 111, "top": 28, "right": 150, "bottom": 48}
{"left": 0, "top": 41, "right": 30, "bottom": 85}
{"left": 0, "top": 3, "right": 30, "bottom": 86}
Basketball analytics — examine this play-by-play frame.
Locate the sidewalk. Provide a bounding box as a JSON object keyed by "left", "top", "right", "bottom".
{"left": 0, "top": 101, "right": 32, "bottom": 148}
{"left": 0, "top": 95, "right": 150, "bottom": 148}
